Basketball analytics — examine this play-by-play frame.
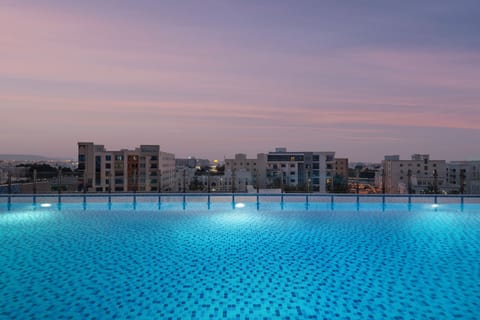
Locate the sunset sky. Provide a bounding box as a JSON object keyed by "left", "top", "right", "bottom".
{"left": 1, "top": 0, "right": 479, "bottom": 161}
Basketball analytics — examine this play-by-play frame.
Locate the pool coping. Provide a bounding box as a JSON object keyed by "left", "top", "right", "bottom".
{"left": 1, "top": 192, "right": 480, "bottom": 207}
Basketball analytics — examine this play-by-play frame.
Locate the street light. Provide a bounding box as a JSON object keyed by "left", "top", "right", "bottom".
{"left": 158, "top": 169, "right": 162, "bottom": 193}
{"left": 183, "top": 169, "right": 186, "bottom": 193}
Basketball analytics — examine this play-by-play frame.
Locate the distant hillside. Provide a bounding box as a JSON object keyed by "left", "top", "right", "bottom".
{"left": 0, "top": 154, "right": 51, "bottom": 161}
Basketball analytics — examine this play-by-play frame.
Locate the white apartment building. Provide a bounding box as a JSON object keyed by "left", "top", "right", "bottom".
{"left": 381, "top": 154, "right": 446, "bottom": 194}
{"left": 78, "top": 142, "right": 175, "bottom": 192}
{"left": 174, "top": 167, "right": 197, "bottom": 192}
{"left": 224, "top": 153, "right": 268, "bottom": 189}
{"left": 175, "top": 157, "right": 211, "bottom": 169}
{"left": 266, "top": 148, "right": 335, "bottom": 192}
{"left": 445, "top": 161, "right": 480, "bottom": 194}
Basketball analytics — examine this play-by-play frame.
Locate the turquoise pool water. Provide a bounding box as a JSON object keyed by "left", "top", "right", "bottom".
{"left": 1, "top": 202, "right": 479, "bottom": 319}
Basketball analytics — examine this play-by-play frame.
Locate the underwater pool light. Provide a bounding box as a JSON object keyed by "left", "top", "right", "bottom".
{"left": 40, "top": 203, "right": 52, "bottom": 208}
{"left": 235, "top": 203, "right": 245, "bottom": 208}
{"left": 431, "top": 204, "right": 439, "bottom": 209}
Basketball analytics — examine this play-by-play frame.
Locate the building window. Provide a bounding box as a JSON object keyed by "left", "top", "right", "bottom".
{"left": 95, "top": 156, "right": 101, "bottom": 172}
{"left": 115, "top": 155, "right": 123, "bottom": 161}
{"left": 106, "top": 163, "right": 111, "bottom": 169}
{"left": 106, "top": 155, "right": 111, "bottom": 161}
{"left": 78, "top": 154, "right": 85, "bottom": 162}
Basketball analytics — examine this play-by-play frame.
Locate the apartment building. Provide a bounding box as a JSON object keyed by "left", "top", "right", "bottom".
{"left": 176, "top": 157, "right": 211, "bottom": 169}
{"left": 78, "top": 142, "right": 175, "bottom": 192}
{"left": 445, "top": 161, "right": 480, "bottom": 194}
{"left": 266, "top": 148, "right": 335, "bottom": 192}
{"left": 334, "top": 158, "right": 349, "bottom": 178}
{"left": 174, "top": 167, "right": 197, "bottom": 192}
{"left": 224, "top": 153, "right": 268, "bottom": 189}
{"left": 382, "top": 154, "right": 446, "bottom": 194}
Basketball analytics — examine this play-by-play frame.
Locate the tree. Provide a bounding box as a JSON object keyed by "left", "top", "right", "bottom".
{"left": 331, "top": 174, "right": 349, "bottom": 193}
{"left": 189, "top": 176, "right": 205, "bottom": 191}
{"left": 215, "top": 164, "right": 225, "bottom": 174}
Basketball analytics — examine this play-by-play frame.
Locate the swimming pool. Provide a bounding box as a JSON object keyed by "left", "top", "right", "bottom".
{"left": 1, "top": 194, "right": 479, "bottom": 319}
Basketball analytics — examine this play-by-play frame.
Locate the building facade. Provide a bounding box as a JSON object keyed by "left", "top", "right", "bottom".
{"left": 445, "top": 161, "right": 480, "bottom": 194}
{"left": 266, "top": 148, "right": 335, "bottom": 192}
{"left": 224, "top": 153, "right": 268, "bottom": 189}
{"left": 382, "top": 154, "right": 446, "bottom": 194}
{"left": 334, "top": 158, "right": 349, "bottom": 178}
{"left": 78, "top": 142, "right": 175, "bottom": 192}
{"left": 175, "top": 157, "right": 211, "bottom": 169}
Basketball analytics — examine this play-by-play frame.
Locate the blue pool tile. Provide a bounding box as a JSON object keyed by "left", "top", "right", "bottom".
{"left": 0, "top": 204, "right": 479, "bottom": 319}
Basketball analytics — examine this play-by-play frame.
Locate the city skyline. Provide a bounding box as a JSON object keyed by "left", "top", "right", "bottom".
{"left": 2, "top": 1, "right": 480, "bottom": 162}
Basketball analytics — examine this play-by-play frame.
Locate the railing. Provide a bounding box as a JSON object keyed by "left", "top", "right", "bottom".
{"left": 1, "top": 193, "right": 480, "bottom": 212}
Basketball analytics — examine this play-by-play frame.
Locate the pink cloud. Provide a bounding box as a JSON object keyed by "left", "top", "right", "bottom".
{"left": 1, "top": 3, "right": 479, "bottom": 161}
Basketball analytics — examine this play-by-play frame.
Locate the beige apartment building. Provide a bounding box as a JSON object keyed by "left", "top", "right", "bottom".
{"left": 78, "top": 142, "right": 175, "bottom": 192}
{"left": 224, "top": 153, "right": 268, "bottom": 189}
{"left": 382, "top": 154, "right": 446, "bottom": 194}
{"left": 334, "top": 158, "right": 349, "bottom": 178}
{"left": 445, "top": 161, "right": 480, "bottom": 194}
{"left": 224, "top": 149, "right": 336, "bottom": 192}
{"left": 266, "top": 148, "right": 335, "bottom": 192}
